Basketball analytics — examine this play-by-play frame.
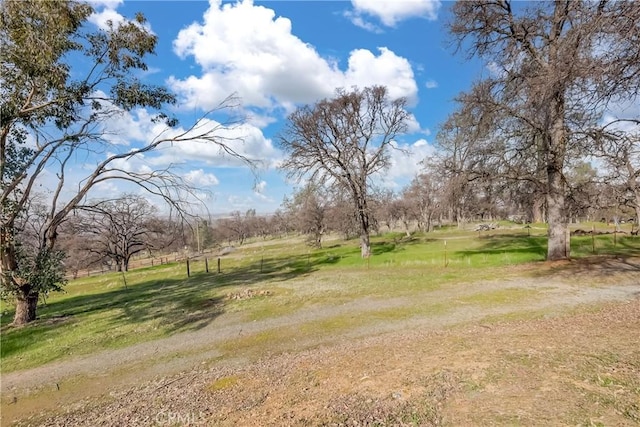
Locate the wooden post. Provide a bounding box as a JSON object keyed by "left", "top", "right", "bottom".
{"left": 614, "top": 228, "right": 617, "bottom": 247}
{"left": 592, "top": 225, "right": 595, "bottom": 254}
{"left": 205, "top": 257, "right": 209, "bottom": 273}
{"left": 186, "top": 258, "right": 190, "bottom": 277}
{"left": 217, "top": 257, "right": 221, "bottom": 274}
{"left": 444, "top": 240, "right": 448, "bottom": 268}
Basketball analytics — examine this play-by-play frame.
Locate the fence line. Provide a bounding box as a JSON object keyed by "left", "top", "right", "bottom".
{"left": 66, "top": 230, "right": 637, "bottom": 280}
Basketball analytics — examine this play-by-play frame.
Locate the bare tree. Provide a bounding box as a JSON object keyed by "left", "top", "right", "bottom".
{"left": 220, "top": 211, "right": 249, "bottom": 245}
{"left": 589, "top": 120, "right": 640, "bottom": 224}
{"left": 57, "top": 215, "right": 105, "bottom": 278}
{"left": 279, "top": 86, "right": 409, "bottom": 257}
{"left": 402, "top": 172, "right": 443, "bottom": 233}
{"left": 448, "top": 0, "right": 640, "bottom": 260}
{"left": 79, "top": 195, "right": 167, "bottom": 272}
{"left": 371, "top": 190, "right": 399, "bottom": 233}
{"left": 283, "top": 183, "right": 328, "bottom": 248}
{"left": 327, "top": 190, "right": 361, "bottom": 240}
{"left": 0, "top": 1, "right": 251, "bottom": 324}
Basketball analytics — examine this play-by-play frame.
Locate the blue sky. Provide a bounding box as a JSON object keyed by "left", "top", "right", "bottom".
{"left": 81, "top": 0, "right": 487, "bottom": 215}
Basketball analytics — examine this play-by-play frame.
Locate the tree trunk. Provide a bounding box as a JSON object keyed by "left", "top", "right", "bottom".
{"left": 546, "top": 168, "right": 567, "bottom": 260}
{"left": 360, "top": 232, "right": 371, "bottom": 258}
{"left": 353, "top": 191, "right": 371, "bottom": 258}
{"left": 2, "top": 226, "right": 40, "bottom": 325}
{"left": 628, "top": 164, "right": 640, "bottom": 226}
{"left": 546, "top": 96, "right": 569, "bottom": 260}
{"left": 531, "top": 195, "right": 544, "bottom": 223}
{"left": 14, "top": 288, "right": 39, "bottom": 325}
{"left": 544, "top": 7, "right": 571, "bottom": 261}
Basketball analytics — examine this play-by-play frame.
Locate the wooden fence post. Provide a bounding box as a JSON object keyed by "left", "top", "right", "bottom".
{"left": 444, "top": 240, "right": 448, "bottom": 268}
{"left": 186, "top": 258, "right": 190, "bottom": 277}
{"left": 205, "top": 257, "right": 209, "bottom": 273}
{"left": 217, "top": 257, "right": 221, "bottom": 274}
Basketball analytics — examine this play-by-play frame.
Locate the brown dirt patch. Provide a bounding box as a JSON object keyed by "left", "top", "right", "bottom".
{"left": 8, "top": 299, "right": 639, "bottom": 427}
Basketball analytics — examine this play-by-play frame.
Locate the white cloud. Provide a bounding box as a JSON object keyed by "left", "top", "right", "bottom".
{"left": 601, "top": 98, "right": 640, "bottom": 132}
{"left": 89, "top": 7, "right": 126, "bottom": 30}
{"left": 376, "top": 138, "right": 435, "bottom": 187}
{"left": 405, "top": 113, "right": 431, "bottom": 135}
{"left": 344, "top": 10, "right": 383, "bottom": 33}
{"left": 349, "top": 0, "right": 441, "bottom": 27}
{"left": 84, "top": 92, "right": 281, "bottom": 170}
{"left": 185, "top": 169, "right": 220, "bottom": 187}
{"left": 486, "top": 61, "right": 506, "bottom": 78}
{"left": 87, "top": 0, "right": 123, "bottom": 9}
{"left": 88, "top": 1, "right": 153, "bottom": 34}
{"left": 254, "top": 180, "right": 267, "bottom": 194}
{"left": 425, "top": 79, "right": 438, "bottom": 89}
{"left": 344, "top": 48, "right": 418, "bottom": 104}
{"left": 147, "top": 120, "right": 283, "bottom": 169}
{"left": 169, "top": 0, "right": 418, "bottom": 113}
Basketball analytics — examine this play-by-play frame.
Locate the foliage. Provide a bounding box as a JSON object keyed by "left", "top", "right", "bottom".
{"left": 0, "top": 243, "right": 66, "bottom": 302}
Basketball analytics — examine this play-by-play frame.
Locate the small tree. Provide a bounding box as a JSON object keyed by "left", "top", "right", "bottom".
{"left": 284, "top": 183, "right": 328, "bottom": 248}
{"left": 402, "top": 172, "right": 443, "bottom": 233}
{"left": 279, "top": 86, "right": 409, "bottom": 257}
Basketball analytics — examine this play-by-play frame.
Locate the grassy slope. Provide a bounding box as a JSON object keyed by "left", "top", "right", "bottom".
{"left": 1, "top": 223, "right": 638, "bottom": 373}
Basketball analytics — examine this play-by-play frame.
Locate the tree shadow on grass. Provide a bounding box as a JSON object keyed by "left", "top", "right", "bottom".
{"left": 0, "top": 251, "right": 349, "bottom": 363}
{"left": 456, "top": 235, "right": 548, "bottom": 261}
{"left": 369, "top": 235, "right": 441, "bottom": 256}
{"left": 530, "top": 252, "right": 640, "bottom": 281}
{"left": 2, "top": 250, "right": 344, "bottom": 335}
{"left": 0, "top": 237, "right": 418, "bottom": 364}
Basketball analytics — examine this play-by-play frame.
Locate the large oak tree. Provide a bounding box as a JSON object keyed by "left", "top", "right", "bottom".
{"left": 448, "top": 0, "right": 640, "bottom": 260}
{"left": 279, "top": 86, "right": 409, "bottom": 258}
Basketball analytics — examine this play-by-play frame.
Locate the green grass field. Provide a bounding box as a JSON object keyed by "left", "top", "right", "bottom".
{"left": 1, "top": 223, "right": 638, "bottom": 373}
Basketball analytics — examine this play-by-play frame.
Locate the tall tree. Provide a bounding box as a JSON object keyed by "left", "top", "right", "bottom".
{"left": 0, "top": 1, "right": 248, "bottom": 324}
{"left": 279, "top": 86, "right": 409, "bottom": 257}
{"left": 448, "top": 0, "right": 640, "bottom": 260}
